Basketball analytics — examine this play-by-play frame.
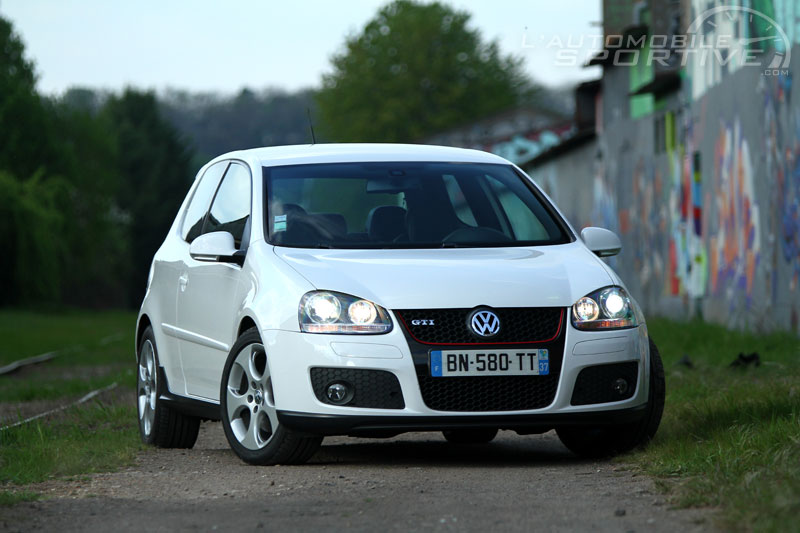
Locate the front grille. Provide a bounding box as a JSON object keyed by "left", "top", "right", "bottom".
{"left": 395, "top": 307, "right": 563, "bottom": 345}
{"left": 416, "top": 373, "right": 559, "bottom": 411}
{"left": 397, "top": 307, "right": 567, "bottom": 412}
{"left": 310, "top": 367, "right": 405, "bottom": 409}
{"left": 570, "top": 362, "right": 638, "bottom": 406}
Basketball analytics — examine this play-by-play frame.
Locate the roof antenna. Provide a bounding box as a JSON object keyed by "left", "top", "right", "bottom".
{"left": 306, "top": 108, "right": 317, "bottom": 145}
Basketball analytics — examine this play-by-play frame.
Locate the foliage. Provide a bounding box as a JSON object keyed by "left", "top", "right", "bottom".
{"left": 0, "top": 171, "right": 69, "bottom": 305}
{"left": 0, "top": 14, "right": 194, "bottom": 308}
{"left": 103, "top": 90, "right": 194, "bottom": 305}
{"left": 316, "top": 0, "right": 536, "bottom": 142}
{"left": 0, "top": 17, "right": 60, "bottom": 179}
{"left": 633, "top": 318, "right": 800, "bottom": 532}
{"left": 160, "top": 87, "right": 318, "bottom": 169}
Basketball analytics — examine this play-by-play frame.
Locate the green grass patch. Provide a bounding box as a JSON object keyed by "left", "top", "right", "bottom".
{"left": 0, "top": 370, "right": 134, "bottom": 404}
{"left": 0, "top": 310, "right": 136, "bottom": 365}
{"left": 0, "top": 402, "right": 144, "bottom": 485}
{"left": 0, "top": 489, "right": 39, "bottom": 506}
{"left": 632, "top": 318, "right": 800, "bottom": 532}
{"left": 0, "top": 310, "right": 138, "bottom": 402}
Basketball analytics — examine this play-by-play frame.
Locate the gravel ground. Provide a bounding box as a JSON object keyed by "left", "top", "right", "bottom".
{"left": 1, "top": 419, "right": 714, "bottom": 532}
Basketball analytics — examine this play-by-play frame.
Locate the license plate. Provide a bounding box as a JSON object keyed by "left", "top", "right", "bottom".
{"left": 430, "top": 349, "right": 549, "bottom": 377}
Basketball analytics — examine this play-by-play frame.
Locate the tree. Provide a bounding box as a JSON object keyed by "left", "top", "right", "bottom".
{"left": 316, "top": 0, "right": 535, "bottom": 142}
{"left": 104, "top": 89, "right": 194, "bottom": 305}
{"left": 0, "top": 15, "right": 61, "bottom": 179}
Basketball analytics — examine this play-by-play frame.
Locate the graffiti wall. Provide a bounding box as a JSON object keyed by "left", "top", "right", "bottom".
{"left": 528, "top": 44, "right": 800, "bottom": 333}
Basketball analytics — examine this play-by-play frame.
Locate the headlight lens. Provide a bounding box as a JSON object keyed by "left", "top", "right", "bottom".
{"left": 571, "top": 287, "right": 637, "bottom": 330}
{"left": 299, "top": 291, "right": 392, "bottom": 334}
{"left": 574, "top": 297, "right": 600, "bottom": 321}
{"left": 305, "top": 292, "right": 341, "bottom": 324}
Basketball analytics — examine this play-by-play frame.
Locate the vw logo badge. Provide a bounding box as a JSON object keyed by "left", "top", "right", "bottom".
{"left": 469, "top": 309, "right": 501, "bottom": 337}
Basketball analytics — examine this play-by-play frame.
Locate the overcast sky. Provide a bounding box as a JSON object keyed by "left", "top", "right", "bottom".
{"left": 1, "top": 0, "right": 601, "bottom": 96}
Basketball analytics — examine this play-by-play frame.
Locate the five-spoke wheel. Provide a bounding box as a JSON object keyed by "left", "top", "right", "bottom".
{"left": 220, "top": 327, "right": 322, "bottom": 465}
{"left": 225, "top": 342, "right": 279, "bottom": 451}
{"left": 136, "top": 326, "right": 200, "bottom": 448}
{"left": 137, "top": 338, "right": 157, "bottom": 439}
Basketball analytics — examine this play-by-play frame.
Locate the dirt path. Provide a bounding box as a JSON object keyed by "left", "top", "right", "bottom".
{"left": 1, "top": 420, "right": 713, "bottom": 532}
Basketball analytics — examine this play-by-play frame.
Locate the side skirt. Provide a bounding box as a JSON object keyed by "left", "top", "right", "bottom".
{"left": 158, "top": 367, "right": 221, "bottom": 421}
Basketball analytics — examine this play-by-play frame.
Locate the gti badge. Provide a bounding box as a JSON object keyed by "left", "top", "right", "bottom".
{"left": 469, "top": 309, "right": 500, "bottom": 337}
{"left": 411, "top": 319, "right": 435, "bottom": 326}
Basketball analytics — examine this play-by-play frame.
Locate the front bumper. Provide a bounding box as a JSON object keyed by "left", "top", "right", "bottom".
{"left": 277, "top": 405, "right": 648, "bottom": 436}
{"left": 262, "top": 315, "right": 650, "bottom": 436}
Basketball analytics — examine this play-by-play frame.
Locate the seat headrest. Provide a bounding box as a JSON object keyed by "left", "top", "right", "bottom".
{"left": 367, "top": 206, "right": 407, "bottom": 242}
{"left": 316, "top": 213, "right": 347, "bottom": 237}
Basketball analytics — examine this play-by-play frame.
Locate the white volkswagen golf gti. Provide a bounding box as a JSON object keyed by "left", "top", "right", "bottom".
{"left": 136, "top": 143, "right": 664, "bottom": 465}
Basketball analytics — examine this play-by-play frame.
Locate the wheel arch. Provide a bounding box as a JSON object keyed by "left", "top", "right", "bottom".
{"left": 136, "top": 314, "right": 153, "bottom": 357}
{"left": 237, "top": 314, "right": 260, "bottom": 339}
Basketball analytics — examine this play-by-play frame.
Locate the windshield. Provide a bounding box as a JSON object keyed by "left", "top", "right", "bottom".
{"left": 264, "top": 162, "right": 571, "bottom": 249}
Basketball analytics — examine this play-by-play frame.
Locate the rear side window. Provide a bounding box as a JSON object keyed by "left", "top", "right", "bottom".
{"left": 182, "top": 162, "right": 228, "bottom": 242}
{"left": 204, "top": 163, "right": 252, "bottom": 248}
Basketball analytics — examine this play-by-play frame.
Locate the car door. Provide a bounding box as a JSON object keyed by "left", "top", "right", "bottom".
{"left": 176, "top": 161, "right": 252, "bottom": 400}
{"left": 158, "top": 160, "right": 228, "bottom": 394}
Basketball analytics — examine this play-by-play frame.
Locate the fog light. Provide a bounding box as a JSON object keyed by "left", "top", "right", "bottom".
{"left": 612, "top": 378, "right": 629, "bottom": 396}
{"left": 325, "top": 382, "right": 353, "bottom": 405}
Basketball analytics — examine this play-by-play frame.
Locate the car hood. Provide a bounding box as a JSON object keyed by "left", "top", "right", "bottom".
{"left": 273, "top": 243, "right": 613, "bottom": 310}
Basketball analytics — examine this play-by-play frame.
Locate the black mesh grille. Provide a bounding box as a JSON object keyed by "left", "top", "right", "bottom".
{"left": 570, "top": 362, "right": 638, "bottom": 406}
{"left": 310, "top": 368, "right": 404, "bottom": 409}
{"left": 395, "top": 307, "right": 563, "bottom": 345}
{"left": 416, "top": 373, "right": 559, "bottom": 412}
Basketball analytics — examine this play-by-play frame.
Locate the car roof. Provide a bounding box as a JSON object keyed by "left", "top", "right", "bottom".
{"left": 216, "top": 143, "right": 510, "bottom": 168}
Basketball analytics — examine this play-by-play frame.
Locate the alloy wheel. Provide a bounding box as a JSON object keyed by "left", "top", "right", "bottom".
{"left": 225, "top": 343, "right": 278, "bottom": 450}
{"left": 137, "top": 340, "right": 157, "bottom": 437}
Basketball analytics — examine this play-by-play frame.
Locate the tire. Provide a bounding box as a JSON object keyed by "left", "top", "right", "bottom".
{"left": 220, "top": 327, "right": 322, "bottom": 465}
{"left": 137, "top": 326, "right": 200, "bottom": 448}
{"left": 443, "top": 428, "right": 498, "bottom": 444}
{"left": 556, "top": 337, "right": 666, "bottom": 459}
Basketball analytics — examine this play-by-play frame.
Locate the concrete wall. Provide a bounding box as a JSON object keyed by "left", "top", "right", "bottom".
{"left": 528, "top": 45, "right": 800, "bottom": 334}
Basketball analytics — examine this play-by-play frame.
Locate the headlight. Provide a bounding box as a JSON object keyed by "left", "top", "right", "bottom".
{"left": 299, "top": 291, "right": 392, "bottom": 334}
{"left": 571, "top": 287, "right": 637, "bottom": 330}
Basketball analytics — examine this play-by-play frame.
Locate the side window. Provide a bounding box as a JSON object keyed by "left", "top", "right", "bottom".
{"left": 182, "top": 162, "right": 228, "bottom": 243}
{"left": 485, "top": 175, "right": 549, "bottom": 240}
{"left": 204, "top": 163, "right": 252, "bottom": 248}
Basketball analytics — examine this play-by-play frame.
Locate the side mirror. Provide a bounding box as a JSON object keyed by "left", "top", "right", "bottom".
{"left": 581, "top": 227, "right": 622, "bottom": 257}
{"left": 189, "top": 231, "right": 245, "bottom": 266}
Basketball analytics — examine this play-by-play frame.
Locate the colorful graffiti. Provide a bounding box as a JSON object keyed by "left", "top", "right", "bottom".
{"left": 626, "top": 158, "right": 667, "bottom": 292}
{"left": 763, "top": 72, "right": 800, "bottom": 305}
{"left": 523, "top": 3, "right": 800, "bottom": 332}
{"left": 666, "top": 112, "right": 708, "bottom": 300}
{"left": 709, "top": 119, "right": 762, "bottom": 308}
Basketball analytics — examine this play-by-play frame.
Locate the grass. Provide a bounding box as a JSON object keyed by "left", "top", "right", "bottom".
{"left": 0, "top": 311, "right": 137, "bottom": 403}
{"left": 0, "top": 309, "right": 136, "bottom": 366}
{"left": 633, "top": 318, "right": 800, "bottom": 532}
{"left": 0, "top": 490, "right": 39, "bottom": 506}
{"left": 0, "top": 403, "right": 143, "bottom": 485}
{"left": 0, "top": 310, "right": 143, "bottom": 501}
